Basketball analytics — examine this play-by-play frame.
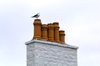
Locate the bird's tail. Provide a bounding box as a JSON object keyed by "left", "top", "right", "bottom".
{"left": 31, "top": 16, "right": 34, "bottom": 18}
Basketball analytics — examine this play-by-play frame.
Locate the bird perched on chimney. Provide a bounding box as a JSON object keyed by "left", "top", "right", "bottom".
{"left": 31, "top": 13, "right": 40, "bottom": 18}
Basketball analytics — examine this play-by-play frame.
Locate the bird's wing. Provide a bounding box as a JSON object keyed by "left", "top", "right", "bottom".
{"left": 34, "top": 14, "right": 38, "bottom": 17}
{"left": 32, "top": 14, "right": 38, "bottom": 17}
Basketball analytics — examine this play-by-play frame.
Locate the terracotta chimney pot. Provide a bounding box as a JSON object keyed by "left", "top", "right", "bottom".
{"left": 59, "top": 30, "right": 65, "bottom": 43}
{"left": 41, "top": 24, "right": 48, "bottom": 40}
{"left": 33, "top": 19, "right": 42, "bottom": 39}
{"left": 48, "top": 23, "right": 54, "bottom": 41}
{"left": 53, "top": 22, "right": 60, "bottom": 42}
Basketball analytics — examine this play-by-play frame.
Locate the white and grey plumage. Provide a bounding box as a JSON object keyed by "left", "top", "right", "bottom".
{"left": 31, "top": 13, "right": 40, "bottom": 18}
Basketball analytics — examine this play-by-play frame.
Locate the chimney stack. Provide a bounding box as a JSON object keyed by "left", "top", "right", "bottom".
{"left": 25, "top": 19, "right": 79, "bottom": 66}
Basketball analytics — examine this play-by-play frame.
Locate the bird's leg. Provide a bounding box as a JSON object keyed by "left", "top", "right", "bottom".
{"left": 36, "top": 17, "right": 38, "bottom": 19}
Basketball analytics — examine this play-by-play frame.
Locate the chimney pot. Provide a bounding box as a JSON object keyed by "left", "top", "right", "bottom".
{"left": 48, "top": 23, "right": 54, "bottom": 41}
{"left": 33, "top": 19, "right": 42, "bottom": 39}
{"left": 53, "top": 22, "right": 60, "bottom": 42}
{"left": 59, "top": 30, "right": 65, "bottom": 43}
{"left": 41, "top": 24, "right": 48, "bottom": 40}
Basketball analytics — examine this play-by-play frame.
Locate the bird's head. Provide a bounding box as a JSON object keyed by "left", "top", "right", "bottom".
{"left": 37, "top": 13, "right": 39, "bottom": 14}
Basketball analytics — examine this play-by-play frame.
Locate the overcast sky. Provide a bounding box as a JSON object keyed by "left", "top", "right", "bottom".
{"left": 0, "top": 0, "right": 100, "bottom": 66}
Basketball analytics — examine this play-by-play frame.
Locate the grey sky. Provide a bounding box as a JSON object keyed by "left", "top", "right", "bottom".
{"left": 0, "top": 0, "right": 100, "bottom": 66}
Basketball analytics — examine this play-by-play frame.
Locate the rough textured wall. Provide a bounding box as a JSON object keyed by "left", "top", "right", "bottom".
{"left": 27, "top": 43, "right": 35, "bottom": 66}
{"left": 26, "top": 39, "right": 78, "bottom": 66}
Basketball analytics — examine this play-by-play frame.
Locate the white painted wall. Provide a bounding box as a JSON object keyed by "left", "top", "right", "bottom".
{"left": 26, "top": 39, "right": 78, "bottom": 66}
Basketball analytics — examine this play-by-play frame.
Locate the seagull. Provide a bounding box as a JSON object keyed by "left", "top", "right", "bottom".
{"left": 31, "top": 13, "right": 40, "bottom": 18}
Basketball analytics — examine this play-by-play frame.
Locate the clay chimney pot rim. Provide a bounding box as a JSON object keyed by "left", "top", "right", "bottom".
{"left": 42, "top": 24, "right": 47, "bottom": 25}
{"left": 47, "top": 23, "right": 53, "bottom": 25}
{"left": 59, "top": 30, "right": 65, "bottom": 32}
{"left": 42, "top": 24, "right": 48, "bottom": 28}
{"left": 53, "top": 22, "right": 59, "bottom": 24}
{"left": 34, "top": 19, "right": 41, "bottom": 21}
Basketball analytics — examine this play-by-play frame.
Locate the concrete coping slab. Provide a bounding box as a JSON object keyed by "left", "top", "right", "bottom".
{"left": 25, "top": 38, "right": 79, "bottom": 49}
